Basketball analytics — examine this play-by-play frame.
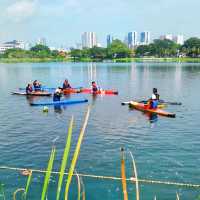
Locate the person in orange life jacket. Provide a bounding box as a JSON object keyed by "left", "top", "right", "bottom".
{"left": 91, "top": 81, "right": 98, "bottom": 93}
{"left": 53, "top": 88, "right": 62, "bottom": 102}
{"left": 33, "top": 80, "right": 42, "bottom": 91}
{"left": 63, "top": 79, "right": 71, "bottom": 89}
{"left": 26, "top": 83, "right": 33, "bottom": 94}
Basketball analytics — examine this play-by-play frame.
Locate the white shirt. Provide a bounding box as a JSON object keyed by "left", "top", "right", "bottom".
{"left": 152, "top": 94, "right": 157, "bottom": 100}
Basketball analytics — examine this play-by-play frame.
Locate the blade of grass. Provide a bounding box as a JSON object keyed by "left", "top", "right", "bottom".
{"left": 41, "top": 146, "right": 56, "bottom": 200}
{"left": 129, "top": 151, "right": 140, "bottom": 200}
{"left": 13, "top": 188, "right": 25, "bottom": 200}
{"left": 154, "top": 196, "right": 156, "bottom": 200}
{"left": 64, "top": 107, "right": 90, "bottom": 200}
{"left": 121, "top": 148, "right": 128, "bottom": 200}
{"left": 56, "top": 116, "right": 74, "bottom": 200}
{"left": 80, "top": 176, "right": 85, "bottom": 200}
{"left": 176, "top": 192, "right": 180, "bottom": 200}
{"left": 0, "top": 184, "right": 6, "bottom": 200}
{"left": 24, "top": 170, "right": 32, "bottom": 199}
{"left": 75, "top": 170, "right": 81, "bottom": 200}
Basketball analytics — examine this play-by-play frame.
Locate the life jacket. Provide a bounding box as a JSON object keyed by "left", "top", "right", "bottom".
{"left": 92, "top": 84, "right": 98, "bottom": 92}
{"left": 151, "top": 100, "right": 158, "bottom": 109}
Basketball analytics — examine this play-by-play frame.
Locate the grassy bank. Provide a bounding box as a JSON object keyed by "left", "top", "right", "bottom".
{"left": 0, "top": 57, "right": 70, "bottom": 63}
{"left": 113, "top": 57, "right": 200, "bottom": 63}
{"left": 1, "top": 57, "right": 200, "bottom": 63}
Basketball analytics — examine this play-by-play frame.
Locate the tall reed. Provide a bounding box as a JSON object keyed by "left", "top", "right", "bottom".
{"left": 65, "top": 107, "right": 90, "bottom": 200}
{"left": 121, "top": 148, "right": 128, "bottom": 200}
{"left": 41, "top": 146, "right": 56, "bottom": 200}
{"left": 56, "top": 117, "right": 74, "bottom": 200}
{"left": 129, "top": 151, "right": 140, "bottom": 200}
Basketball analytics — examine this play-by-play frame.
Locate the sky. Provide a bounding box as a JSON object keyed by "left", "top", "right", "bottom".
{"left": 0, "top": 0, "right": 200, "bottom": 47}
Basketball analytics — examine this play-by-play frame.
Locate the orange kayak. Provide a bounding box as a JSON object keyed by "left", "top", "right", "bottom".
{"left": 129, "top": 101, "right": 176, "bottom": 118}
{"left": 63, "top": 88, "right": 118, "bottom": 95}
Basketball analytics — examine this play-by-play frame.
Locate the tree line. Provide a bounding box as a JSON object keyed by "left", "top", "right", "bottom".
{"left": 71, "top": 37, "right": 200, "bottom": 60}
{"left": 0, "top": 44, "right": 66, "bottom": 59}
{"left": 1, "top": 37, "right": 200, "bottom": 60}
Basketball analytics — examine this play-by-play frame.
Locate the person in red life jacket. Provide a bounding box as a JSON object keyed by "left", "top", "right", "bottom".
{"left": 91, "top": 81, "right": 99, "bottom": 93}
{"left": 33, "top": 80, "right": 42, "bottom": 91}
{"left": 26, "top": 83, "right": 33, "bottom": 94}
{"left": 62, "top": 79, "right": 72, "bottom": 89}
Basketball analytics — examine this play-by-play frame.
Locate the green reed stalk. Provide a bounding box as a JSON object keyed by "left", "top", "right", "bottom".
{"left": 121, "top": 148, "right": 128, "bottom": 200}
{"left": 129, "top": 152, "right": 140, "bottom": 200}
{"left": 56, "top": 116, "right": 74, "bottom": 200}
{"left": 41, "top": 146, "right": 56, "bottom": 200}
{"left": 64, "top": 107, "right": 90, "bottom": 200}
{"left": 0, "top": 184, "right": 6, "bottom": 200}
{"left": 24, "top": 171, "right": 32, "bottom": 199}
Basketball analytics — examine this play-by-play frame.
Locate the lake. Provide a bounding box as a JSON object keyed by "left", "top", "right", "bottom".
{"left": 0, "top": 62, "right": 200, "bottom": 200}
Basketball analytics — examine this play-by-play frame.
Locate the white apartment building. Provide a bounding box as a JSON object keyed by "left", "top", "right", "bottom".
{"left": 81, "top": 32, "right": 97, "bottom": 48}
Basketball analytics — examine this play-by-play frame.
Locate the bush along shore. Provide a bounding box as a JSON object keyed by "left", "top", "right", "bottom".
{"left": 2, "top": 37, "right": 200, "bottom": 63}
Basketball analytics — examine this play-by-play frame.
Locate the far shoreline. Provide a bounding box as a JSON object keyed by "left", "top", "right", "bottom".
{"left": 1, "top": 57, "right": 200, "bottom": 64}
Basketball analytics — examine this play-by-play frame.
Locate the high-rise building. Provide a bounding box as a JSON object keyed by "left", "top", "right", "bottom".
{"left": 140, "top": 31, "right": 150, "bottom": 45}
{"left": 173, "top": 35, "right": 184, "bottom": 45}
{"left": 37, "top": 38, "right": 47, "bottom": 46}
{"left": 128, "top": 32, "right": 137, "bottom": 48}
{"left": 81, "top": 32, "right": 97, "bottom": 48}
{"left": 107, "top": 35, "right": 114, "bottom": 47}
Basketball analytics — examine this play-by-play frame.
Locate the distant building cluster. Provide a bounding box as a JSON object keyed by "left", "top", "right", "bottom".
{"left": 0, "top": 40, "right": 27, "bottom": 54}
{"left": 159, "top": 34, "right": 184, "bottom": 45}
{"left": 0, "top": 32, "right": 185, "bottom": 54}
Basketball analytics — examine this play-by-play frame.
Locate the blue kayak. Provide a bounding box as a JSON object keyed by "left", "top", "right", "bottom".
{"left": 30, "top": 99, "right": 88, "bottom": 106}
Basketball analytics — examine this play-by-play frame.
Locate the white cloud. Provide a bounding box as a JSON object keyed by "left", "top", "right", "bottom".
{"left": 5, "top": 0, "right": 37, "bottom": 22}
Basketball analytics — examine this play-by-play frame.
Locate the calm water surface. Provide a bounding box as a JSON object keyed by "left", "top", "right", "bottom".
{"left": 0, "top": 62, "right": 200, "bottom": 200}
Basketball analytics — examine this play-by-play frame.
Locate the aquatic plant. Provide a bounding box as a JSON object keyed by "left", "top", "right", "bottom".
{"left": 56, "top": 116, "right": 74, "bottom": 200}
{"left": 24, "top": 171, "right": 32, "bottom": 199}
{"left": 65, "top": 107, "right": 90, "bottom": 200}
{"left": 121, "top": 148, "right": 128, "bottom": 200}
{"left": 41, "top": 146, "right": 56, "bottom": 200}
{"left": 129, "top": 151, "right": 140, "bottom": 200}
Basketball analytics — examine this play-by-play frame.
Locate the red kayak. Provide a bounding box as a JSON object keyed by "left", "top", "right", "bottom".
{"left": 129, "top": 101, "right": 176, "bottom": 118}
{"left": 63, "top": 88, "right": 118, "bottom": 95}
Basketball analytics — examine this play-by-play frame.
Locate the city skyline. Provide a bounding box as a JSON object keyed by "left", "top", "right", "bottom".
{"left": 0, "top": 0, "right": 200, "bottom": 47}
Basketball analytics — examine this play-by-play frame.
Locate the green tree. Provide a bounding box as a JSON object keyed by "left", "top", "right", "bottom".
{"left": 182, "top": 37, "right": 200, "bottom": 57}
{"left": 30, "top": 44, "right": 50, "bottom": 53}
{"left": 70, "top": 49, "right": 82, "bottom": 60}
{"left": 88, "top": 47, "right": 107, "bottom": 60}
{"left": 135, "top": 39, "right": 179, "bottom": 57}
{"left": 107, "top": 39, "right": 131, "bottom": 58}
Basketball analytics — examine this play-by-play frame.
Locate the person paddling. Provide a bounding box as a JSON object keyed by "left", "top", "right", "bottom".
{"left": 33, "top": 80, "right": 42, "bottom": 91}
{"left": 152, "top": 88, "right": 160, "bottom": 100}
{"left": 91, "top": 81, "right": 99, "bottom": 93}
{"left": 53, "top": 88, "right": 62, "bottom": 102}
{"left": 62, "top": 79, "right": 72, "bottom": 89}
{"left": 148, "top": 88, "right": 159, "bottom": 109}
{"left": 26, "top": 83, "right": 33, "bottom": 94}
